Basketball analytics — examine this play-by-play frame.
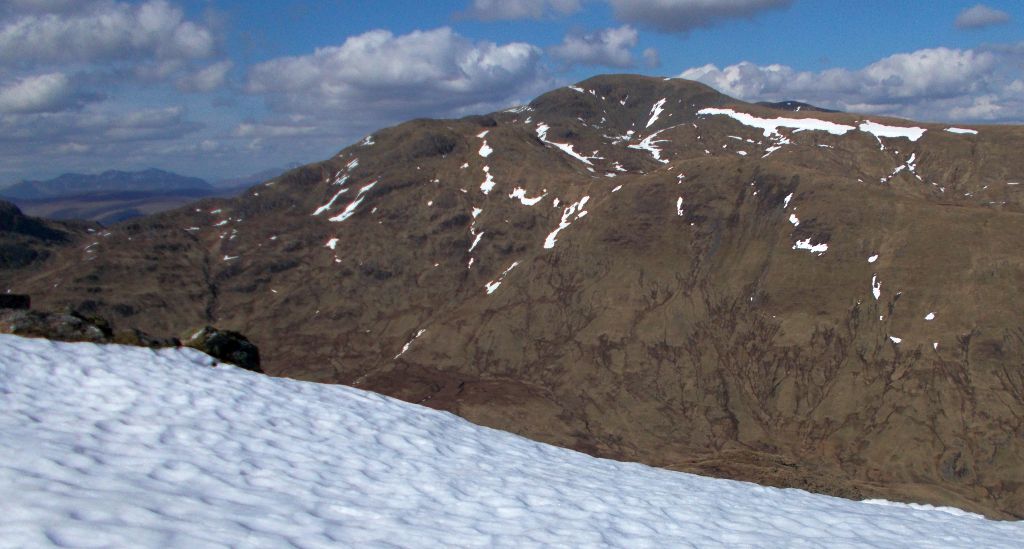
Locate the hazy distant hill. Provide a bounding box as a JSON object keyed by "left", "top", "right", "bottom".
{"left": 756, "top": 100, "right": 839, "bottom": 113}
{"left": 0, "top": 167, "right": 292, "bottom": 225}
{"left": 213, "top": 164, "right": 300, "bottom": 189}
{"left": 0, "top": 169, "right": 211, "bottom": 201}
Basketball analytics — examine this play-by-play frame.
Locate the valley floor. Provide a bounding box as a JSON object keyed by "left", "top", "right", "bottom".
{"left": 1, "top": 335, "right": 1021, "bottom": 548}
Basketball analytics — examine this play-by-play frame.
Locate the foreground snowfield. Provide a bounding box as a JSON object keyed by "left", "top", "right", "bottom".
{"left": 1, "top": 335, "right": 1021, "bottom": 548}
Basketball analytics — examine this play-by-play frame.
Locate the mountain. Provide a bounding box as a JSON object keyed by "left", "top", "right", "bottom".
{"left": 213, "top": 164, "right": 300, "bottom": 189}
{"left": 9, "top": 188, "right": 251, "bottom": 226}
{"left": 0, "top": 200, "right": 95, "bottom": 271}
{"left": 3, "top": 334, "right": 1021, "bottom": 547}
{"left": 0, "top": 168, "right": 211, "bottom": 200}
{"left": 0, "top": 169, "right": 257, "bottom": 225}
{"left": 3, "top": 74, "right": 1024, "bottom": 518}
{"left": 755, "top": 100, "right": 839, "bottom": 113}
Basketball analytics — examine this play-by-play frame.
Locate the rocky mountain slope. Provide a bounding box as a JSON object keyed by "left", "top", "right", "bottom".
{"left": 0, "top": 200, "right": 95, "bottom": 271}
{"left": 4, "top": 75, "right": 1024, "bottom": 518}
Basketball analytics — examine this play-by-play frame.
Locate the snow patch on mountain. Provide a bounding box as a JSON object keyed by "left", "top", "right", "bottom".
{"left": 395, "top": 328, "right": 426, "bottom": 359}
{"left": 646, "top": 98, "right": 667, "bottom": 128}
{"left": 329, "top": 180, "right": 377, "bottom": 222}
{"left": 859, "top": 121, "right": 926, "bottom": 142}
{"left": 628, "top": 128, "right": 671, "bottom": 163}
{"left": 480, "top": 166, "right": 496, "bottom": 194}
{"left": 536, "top": 123, "right": 599, "bottom": 165}
{"left": 312, "top": 188, "right": 350, "bottom": 216}
{"left": 509, "top": 187, "right": 546, "bottom": 206}
{"left": 793, "top": 238, "right": 828, "bottom": 255}
{"left": 544, "top": 196, "right": 590, "bottom": 249}
{"left": 698, "top": 108, "right": 855, "bottom": 137}
{"left": 485, "top": 261, "right": 520, "bottom": 295}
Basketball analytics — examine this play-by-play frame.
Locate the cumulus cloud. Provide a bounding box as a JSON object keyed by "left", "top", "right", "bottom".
{"left": 0, "top": 72, "right": 75, "bottom": 113}
{"left": 462, "top": 0, "right": 581, "bottom": 20}
{"left": 679, "top": 45, "right": 1024, "bottom": 122}
{"left": 0, "top": 0, "right": 87, "bottom": 16}
{"left": 0, "top": 0, "right": 229, "bottom": 182}
{"left": 0, "top": 0, "right": 215, "bottom": 65}
{"left": 955, "top": 4, "right": 1011, "bottom": 29}
{"left": 550, "top": 26, "right": 640, "bottom": 68}
{"left": 176, "top": 60, "right": 232, "bottom": 92}
{"left": 0, "top": 105, "right": 200, "bottom": 156}
{"left": 246, "top": 27, "right": 549, "bottom": 127}
{"left": 0, "top": 103, "right": 209, "bottom": 181}
{"left": 233, "top": 122, "right": 316, "bottom": 139}
{"left": 608, "top": 0, "right": 792, "bottom": 32}
{"left": 642, "top": 48, "right": 660, "bottom": 68}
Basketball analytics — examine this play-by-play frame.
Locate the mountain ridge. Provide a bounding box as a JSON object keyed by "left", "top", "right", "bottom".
{"left": 1, "top": 168, "right": 211, "bottom": 200}
{"left": 3, "top": 74, "right": 1023, "bottom": 518}
{"left": 1, "top": 167, "right": 298, "bottom": 225}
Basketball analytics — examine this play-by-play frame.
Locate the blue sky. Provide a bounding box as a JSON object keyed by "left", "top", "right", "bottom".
{"left": 0, "top": 0, "right": 1021, "bottom": 183}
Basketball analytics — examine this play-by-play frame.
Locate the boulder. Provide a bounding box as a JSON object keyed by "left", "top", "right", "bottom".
{"left": 0, "top": 294, "right": 29, "bottom": 309}
{"left": 186, "top": 326, "right": 262, "bottom": 373}
{"left": 112, "top": 328, "right": 181, "bottom": 349}
{"left": 0, "top": 309, "right": 110, "bottom": 342}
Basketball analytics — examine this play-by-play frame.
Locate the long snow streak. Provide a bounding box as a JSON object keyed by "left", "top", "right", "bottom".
{"left": 627, "top": 129, "right": 670, "bottom": 163}
{"left": 329, "top": 180, "right": 377, "bottom": 222}
{"left": 544, "top": 196, "right": 590, "bottom": 249}
{"left": 536, "top": 123, "right": 597, "bottom": 165}
{"left": 646, "top": 98, "right": 667, "bottom": 128}
{"left": 698, "top": 108, "right": 855, "bottom": 137}
{"left": 859, "top": 121, "right": 926, "bottom": 141}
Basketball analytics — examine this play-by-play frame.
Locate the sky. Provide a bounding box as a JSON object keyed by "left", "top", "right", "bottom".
{"left": 0, "top": 0, "right": 1021, "bottom": 184}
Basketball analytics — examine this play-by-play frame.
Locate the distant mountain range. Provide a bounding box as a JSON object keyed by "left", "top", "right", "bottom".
{"left": 0, "top": 166, "right": 295, "bottom": 225}
{"left": 755, "top": 100, "right": 839, "bottom": 113}
{"left": 1, "top": 169, "right": 211, "bottom": 201}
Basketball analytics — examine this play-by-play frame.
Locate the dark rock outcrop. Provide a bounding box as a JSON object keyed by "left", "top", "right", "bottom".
{"left": 0, "top": 309, "right": 112, "bottom": 342}
{"left": 0, "top": 294, "right": 29, "bottom": 309}
{"left": 186, "top": 326, "right": 262, "bottom": 373}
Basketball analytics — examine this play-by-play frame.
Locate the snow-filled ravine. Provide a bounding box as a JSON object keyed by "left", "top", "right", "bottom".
{"left": 1, "top": 335, "right": 1022, "bottom": 548}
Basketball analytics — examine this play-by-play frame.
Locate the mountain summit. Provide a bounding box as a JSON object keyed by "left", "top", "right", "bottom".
{"left": 4, "top": 74, "right": 1024, "bottom": 518}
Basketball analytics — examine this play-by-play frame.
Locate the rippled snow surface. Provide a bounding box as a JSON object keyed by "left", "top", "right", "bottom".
{"left": 1, "top": 335, "right": 1022, "bottom": 548}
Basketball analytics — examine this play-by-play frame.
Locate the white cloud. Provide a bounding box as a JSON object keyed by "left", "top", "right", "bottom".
{"left": 679, "top": 45, "right": 1024, "bottom": 123}
{"left": 0, "top": 0, "right": 214, "bottom": 65}
{"left": 0, "top": 104, "right": 203, "bottom": 178}
{"left": 0, "top": 105, "right": 199, "bottom": 145}
{"left": 176, "top": 60, "right": 232, "bottom": 93}
{"left": 0, "top": 0, "right": 87, "bottom": 16}
{"left": 955, "top": 4, "right": 1010, "bottom": 29}
{"left": 246, "top": 27, "right": 548, "bottom": 127}
{"left": 462, "top": 0, "right": 581, "bottom": 20}
{"left": 642, "top": 48, "right": 660, "bottom": 68}
{"left": 0, "top": 72, "right": 73, "bottom": 113}
{"left": 233, "top": 122, "right": 316, "bottom": 138}
{"left": 608, "top": 0, "right": 792, "bottom": 32}
{"left": 550, "top": 26, "right": 640, "bottom": 68}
